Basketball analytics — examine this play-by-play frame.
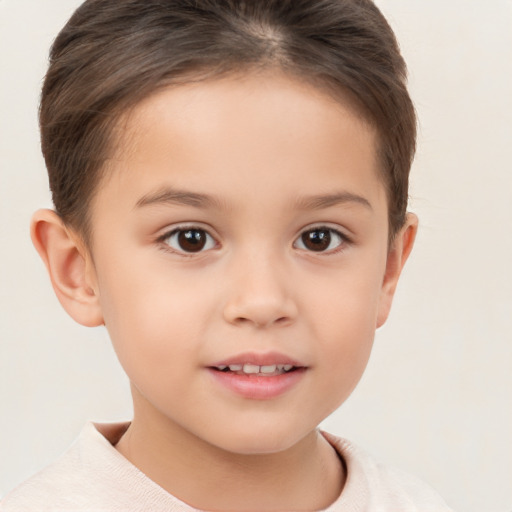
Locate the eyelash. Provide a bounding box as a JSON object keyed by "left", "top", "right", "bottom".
{"left": 293, "top": 226, "right": 349, "bottom": 254}
{"left": 157, "top": 225, "right": 350, "bottom": 256}
{"left": 157, "top": 226, "right": 217, "bottom": 256}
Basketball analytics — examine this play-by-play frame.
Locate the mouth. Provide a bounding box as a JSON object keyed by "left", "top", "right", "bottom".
{"left": 207, "top": 354, "right": 307, "bottom": 399}
{"left": 211, "top": 363, "right": 299, "bottom": 377}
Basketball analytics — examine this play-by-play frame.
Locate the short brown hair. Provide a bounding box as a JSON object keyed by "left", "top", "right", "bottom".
{"left": 40, "top": 0, "right": 416, "bottom": 241}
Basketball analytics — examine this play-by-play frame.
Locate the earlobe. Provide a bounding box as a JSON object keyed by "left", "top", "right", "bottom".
{"left": 376, "top": 213, "right": 418, "bottom": 328}
{"left": 30, "top": 209, "right": 104, "bottom": 327}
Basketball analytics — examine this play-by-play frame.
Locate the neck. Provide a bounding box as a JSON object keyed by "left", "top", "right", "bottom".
{"left": 116, "top": 402, "right": 345, "bottom": 511}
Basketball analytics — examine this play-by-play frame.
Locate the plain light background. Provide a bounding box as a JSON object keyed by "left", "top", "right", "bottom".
{"left": 0, "top": 1, "right": 511, "bottom": 511}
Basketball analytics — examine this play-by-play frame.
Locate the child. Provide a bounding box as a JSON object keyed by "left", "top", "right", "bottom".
{"left": 1, "top": 0, "right": 453, "bottom": 510}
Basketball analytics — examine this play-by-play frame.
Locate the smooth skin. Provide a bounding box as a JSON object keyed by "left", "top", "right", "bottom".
{"left": 32, "top": 71, "right": 417, "bottom": 511}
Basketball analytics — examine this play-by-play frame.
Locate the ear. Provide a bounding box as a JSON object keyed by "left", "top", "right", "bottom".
{"left": 30, "top": 209, "right": 104, "bottom": 327}
{"left": 376, "top": 213, "right": 418, "bottom": 328}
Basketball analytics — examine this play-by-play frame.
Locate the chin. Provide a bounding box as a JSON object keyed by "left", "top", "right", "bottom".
{"left": 205, "top": 422, "right": 313, "bottom": 456}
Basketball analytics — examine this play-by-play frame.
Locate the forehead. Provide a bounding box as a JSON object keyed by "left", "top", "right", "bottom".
{"left": 120, "top": 72, "right": 369, "bottom": 145}
{"left": 96, "top": 71, "right": 385, "bottom": 220}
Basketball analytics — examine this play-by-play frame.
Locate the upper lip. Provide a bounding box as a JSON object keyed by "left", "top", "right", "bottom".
{"left": 209, "top": 351, "right": 305, "bottom": 368}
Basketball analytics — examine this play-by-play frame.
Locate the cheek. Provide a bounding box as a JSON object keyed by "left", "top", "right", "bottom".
{"left": 307, "top": 263, "right": 384, "bottom": 382}
{"left": 96, "top": 259, "right": 212, "bottom": 374}
{"left": 308, "top": 256, "right": 384, "bottom": 330}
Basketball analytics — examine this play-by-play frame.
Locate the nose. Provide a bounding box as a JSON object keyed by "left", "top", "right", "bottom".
{"left": 222, "top": 252, "right": 298, "bottom": 329}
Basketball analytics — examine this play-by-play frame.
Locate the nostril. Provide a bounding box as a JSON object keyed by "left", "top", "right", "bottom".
{"left": 234, "top": 316, "right": 291, "bottom": 328}
{"left": 223, "top": 293, "right": 298, "bottom": 328}
{"left": 234, "top": 316, "right": 251, "bottom": 324}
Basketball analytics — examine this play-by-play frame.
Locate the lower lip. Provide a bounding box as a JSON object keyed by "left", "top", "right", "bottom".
{"left": 207, "top": 368, "right": 306, "bottom": 400}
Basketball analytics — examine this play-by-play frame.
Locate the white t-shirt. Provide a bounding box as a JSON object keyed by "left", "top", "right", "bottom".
{"left": 1, "top": 423, "right": 453, "bottom": 511}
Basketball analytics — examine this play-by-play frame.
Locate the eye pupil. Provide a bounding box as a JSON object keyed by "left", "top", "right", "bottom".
{"left": 178, "top": 230, "right": 207, "bottom": 252}
{"left": 302, "top": 229, "right": 331, "bottom": 251}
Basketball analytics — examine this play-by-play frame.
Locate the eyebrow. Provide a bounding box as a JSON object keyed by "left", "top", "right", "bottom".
{"left": 296, "top": 192, "right": 372, "bottom": 211}
{"left": 135, "top": 187, "right": 220, "bottom": 209}
{"left": 135, "top": 187, "right": 372, "bottom": 212}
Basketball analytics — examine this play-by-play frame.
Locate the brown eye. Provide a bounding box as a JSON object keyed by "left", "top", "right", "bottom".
{"left": 165, "top": 228, "right": 215, "bottom": 253}
{"left": 296, "top": 228, "right": 344, "bottom": 252}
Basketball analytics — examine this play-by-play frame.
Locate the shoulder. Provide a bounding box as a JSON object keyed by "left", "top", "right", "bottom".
{"left": 0, "top": 422, "right": 189, "bottom": 512}
{"left": 323, "top": 432, "right": 455, "bottom": 512}
{"left": 1, "top": 425, "right": 89, "bottom": 511}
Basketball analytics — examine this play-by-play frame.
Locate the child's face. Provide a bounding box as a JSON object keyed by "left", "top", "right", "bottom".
{"left": 85, "top": 72, "right": 408, "bottom": 454}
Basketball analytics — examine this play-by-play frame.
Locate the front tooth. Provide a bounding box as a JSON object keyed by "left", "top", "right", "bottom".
{"left": 260, "top": 365, "right": 277, "bottom": 374}
{"left": 229, "top": 364, "right": 243, "bottom": 371}
{"left": 243, "top": 364, "right": 260, "bottom": 374}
